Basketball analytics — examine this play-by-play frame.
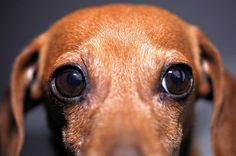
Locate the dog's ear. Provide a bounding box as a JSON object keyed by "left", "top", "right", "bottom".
{"left": 195, "top": 27, "right": 236, "bottom": 156}
{"left": 0, "top": 33, "right": 47, "bottom": 156}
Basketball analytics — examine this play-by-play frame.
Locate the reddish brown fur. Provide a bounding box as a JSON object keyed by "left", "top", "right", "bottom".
{"left": 0, "top": 4, "right": 235, "bottom": 156}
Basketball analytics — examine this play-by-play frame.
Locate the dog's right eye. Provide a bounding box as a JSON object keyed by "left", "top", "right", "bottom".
{"left": 51, "top": 65, "right": 87, "bottom": 100}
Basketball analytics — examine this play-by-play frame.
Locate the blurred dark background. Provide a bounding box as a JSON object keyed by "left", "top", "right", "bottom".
{"left": 0, "top": 0, "right": 235, "bottom": 156}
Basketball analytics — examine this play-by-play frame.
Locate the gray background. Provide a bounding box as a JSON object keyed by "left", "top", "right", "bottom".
{"left": 0, "top": 0, "right": 235, "bottom": 156}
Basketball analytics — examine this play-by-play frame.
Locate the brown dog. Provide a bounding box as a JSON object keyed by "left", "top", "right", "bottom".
{"left": 0, "top": 4, "right": 235, "bottom": 156}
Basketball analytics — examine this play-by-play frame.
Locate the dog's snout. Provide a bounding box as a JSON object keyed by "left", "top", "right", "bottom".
{"left": 110, "top": 145, "right": 142, "bottom": 156}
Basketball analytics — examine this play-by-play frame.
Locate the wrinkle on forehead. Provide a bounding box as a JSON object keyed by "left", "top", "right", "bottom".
{"left": 84, "top": 26, "right": 190, "bottom": 66}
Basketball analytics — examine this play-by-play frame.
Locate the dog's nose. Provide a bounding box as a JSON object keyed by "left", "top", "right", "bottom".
{"left": 110, "top": 145, "right": 142, "bottom": 156}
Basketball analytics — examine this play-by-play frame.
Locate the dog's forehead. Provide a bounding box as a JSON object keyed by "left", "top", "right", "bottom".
{"left": 46, "top": 4, "right": 192, "bottom": 59}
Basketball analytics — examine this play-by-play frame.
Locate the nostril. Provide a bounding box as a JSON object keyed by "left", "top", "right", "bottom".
{"left": 110, "top": 145, "right": 142, "bottom": 156}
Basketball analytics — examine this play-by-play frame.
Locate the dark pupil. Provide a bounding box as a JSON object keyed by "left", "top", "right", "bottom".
{"left": 164, "top": 67, "right": 191, "bottom": 95}
{"left": 55, "top": 70, "right": 85, "bottom": 97}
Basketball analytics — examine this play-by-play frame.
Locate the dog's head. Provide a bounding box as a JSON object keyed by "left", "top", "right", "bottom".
{"left": 1, "top": 4, "right": 235, "bottom": 156}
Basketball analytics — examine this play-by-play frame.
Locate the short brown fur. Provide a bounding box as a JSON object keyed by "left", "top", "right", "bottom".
{"left": 0, "top": 4, "right": 235, "bottom": 156}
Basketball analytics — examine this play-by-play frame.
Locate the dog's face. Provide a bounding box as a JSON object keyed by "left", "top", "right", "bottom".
{"left": 1, "top": 4, "right": 236, "bottom": 156}
{"left": 41, "top": 5, "right": 199, "bottom": 156}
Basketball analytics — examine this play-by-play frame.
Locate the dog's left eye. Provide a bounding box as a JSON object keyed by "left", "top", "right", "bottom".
{"left": 51, "top": 66, "right": 86, "bottom": 99}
